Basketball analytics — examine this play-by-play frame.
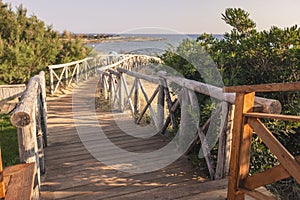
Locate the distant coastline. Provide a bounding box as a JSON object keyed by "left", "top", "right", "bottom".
{"left": 81, "top": 35, "right": 165, "bottom": 44}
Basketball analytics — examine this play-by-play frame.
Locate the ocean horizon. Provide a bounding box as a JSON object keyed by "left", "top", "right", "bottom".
{"left": 86, "top": 33, "right": 223, "bottom": 55}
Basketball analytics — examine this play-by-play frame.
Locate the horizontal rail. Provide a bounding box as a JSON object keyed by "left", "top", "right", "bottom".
{"left": 48, "top": 55, "right": 115, "bottom": 94}
{"left": 224, "top": 81, "right": 300, "bottom": 93}
{"left": 159, "top": 73, "right": 282, "bottom": 114}
{"left": 244, "top": 112, "right": 300, "bottom": 122}
{"left": 117, "top": 68, "right": 162, "bottom": 84}
{"left": 48, "top": 57, "right": 93, "bottom": 69}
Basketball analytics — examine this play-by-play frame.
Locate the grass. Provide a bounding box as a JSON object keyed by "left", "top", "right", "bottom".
{"left": 0, "top": 114, "right": 19, "bottom": 167}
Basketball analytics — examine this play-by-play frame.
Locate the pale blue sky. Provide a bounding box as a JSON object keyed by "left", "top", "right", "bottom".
{"left": 3, "top": 0, "right": 300, "bottom": 34}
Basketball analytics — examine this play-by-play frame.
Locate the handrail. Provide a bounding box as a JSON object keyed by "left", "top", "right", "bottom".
{"left": 47, "top": 57, "right": 93, "bottom": 69}
{"left": 98, "top": 58, "right": 286, "bottom": 181}
{"left": 160, "top": 74, "right": 282, "bottom": 114}
{"left": 225, "top": 82, "right": 300, "bottom": 200}
{"left": 48, "top": 55, "right": 116, "bottom": 95}
{"left": 98, "top": 63, "right": 228, "bottom": 180}
{"left": 10, "top": 71, "right": 48, "bottom": 199}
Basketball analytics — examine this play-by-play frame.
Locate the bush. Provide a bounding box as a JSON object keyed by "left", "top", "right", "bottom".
{"left": 0, "top": 2, "right": 91, "bottom": 84}
{"left": 160, "top": 8, "right": 300, "bottom": 198}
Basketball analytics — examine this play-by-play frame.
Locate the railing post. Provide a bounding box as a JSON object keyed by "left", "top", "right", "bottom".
{"left": 85, "top": 62, "right": 88, "bottom": 80}
{"left": 215, "top": 101, "right": 230, "bottom": 179}
{"left": 65, "top": 66, "right": 68, "bottom": 86}
{"left": 118, "top": 73, "right": 124, "bottom": 112}
{"left": 38, "top": 71, "right": 48, "bottom": 147}
{"left": 109, "top": 73, "right": 115, "bottom": 105}
{"left": 49, "top": 68, "right": 54, "bottom": 95}
{"left": 157, "top": 83, "right": 165, "bottom": 130}
{"left": 227, "top": 92, "right": 255, "bottom": 200}
{"left": 76, "top": 63, "right": 79, "bottom": 84}
{"left": 133, "top": 78, "right": 140, "bottom": 122}
{"left": 16, "top": 101, "right": 40, "bottom": 199}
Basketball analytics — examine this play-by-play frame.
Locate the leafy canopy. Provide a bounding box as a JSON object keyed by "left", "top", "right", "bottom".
{"left": 0, "top": 1, "right": 90, "bottom": 84}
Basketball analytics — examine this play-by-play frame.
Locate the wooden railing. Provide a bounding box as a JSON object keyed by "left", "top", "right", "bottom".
{"left": 224, "top": 82, "right": 300, "bottom": 200}
{"left": 48, "top": 54, "right": 161, "bottom": 95}
{"left": 0, "top": 84, "right": 26, "bottom": 114}
{"left": 48, "top": 55, "right": 121, "bottom": 95}
{"left": 8, "top": 71, "right": 48, "bottom": 199}
{"left": 98, "top": 60, "right": 282, "bottom": 180}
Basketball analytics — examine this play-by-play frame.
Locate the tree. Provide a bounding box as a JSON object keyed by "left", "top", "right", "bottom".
{"left": 161, "top": 8, "right": 300, "bottom": 198}
{"left": 222, "top": 8, "right": 256, "bottom": 35}
{"left": 0, "top": 1, "right": 90, "bottom": 84}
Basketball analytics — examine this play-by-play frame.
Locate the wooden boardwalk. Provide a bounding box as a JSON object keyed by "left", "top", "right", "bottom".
{"left": 41, "top": 78, "right": 228, "bottom": 200}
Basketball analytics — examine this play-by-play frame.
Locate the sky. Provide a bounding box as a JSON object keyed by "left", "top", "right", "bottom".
{"left": 2, "top": 0, "right": 300, "bottom": 34}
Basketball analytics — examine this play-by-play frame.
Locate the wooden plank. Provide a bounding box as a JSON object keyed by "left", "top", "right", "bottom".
{"left": 244, "top": 156, "right": 300, "bottom": 190}
{"left": 245, "top": 112, "right": 300, "bottom": 122}
{"left": 224, "top": 81, "right": 300, "bottom": 93}
{"left": 247, "top": 118, "right": 300, "bottom": 184}
{"left": 4, "top": 163, "right": 36, "bottom": 200}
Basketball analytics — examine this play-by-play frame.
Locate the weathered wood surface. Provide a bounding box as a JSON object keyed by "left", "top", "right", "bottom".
{"left": 3, "top": 163, "right": 36, "bottom": 200}
{"left": 160, "top": 74, "right": 282, "bottom": 114}
{"left": 41, "top": 77, "right": 234, "bottom": 200}
{"left": 8, "top": 71, "right": 47, "bottom": 199}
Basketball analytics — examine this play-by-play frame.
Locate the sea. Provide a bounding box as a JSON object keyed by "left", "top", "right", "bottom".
{"left": 86, "top": 34, "right": 223, "bottom": 56}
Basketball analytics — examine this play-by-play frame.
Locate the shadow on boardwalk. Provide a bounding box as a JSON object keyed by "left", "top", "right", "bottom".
{"left": 41, "top": 78, "right": 228, "bottom": 200}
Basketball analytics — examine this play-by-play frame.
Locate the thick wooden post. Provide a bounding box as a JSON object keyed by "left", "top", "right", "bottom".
{"left": 0, "top": 148, "right": 5, "bottom": 199}
{"left": 227, "top": 92, "right": 255, "bottom": 200}
{"left": 9, "top": 74, "right": 48, "bottom": 200}
{"left": 157, "top": 84, "right": 165, "bottom": 130}
{"left": 17, "top": 110, "right": 40, "bottom": 199}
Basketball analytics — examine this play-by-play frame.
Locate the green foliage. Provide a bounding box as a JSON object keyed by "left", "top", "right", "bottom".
{"left": 222, "top": 8, "right": 256, "bottom": 35}
{"left": 0, "top": 1, "right": 90, "bottom": 84}
{"left": 160, "top": 7, "right": 300, "bottom": 198}
{"left": 0, "top": 114, "right": 19, "bottom": 167}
